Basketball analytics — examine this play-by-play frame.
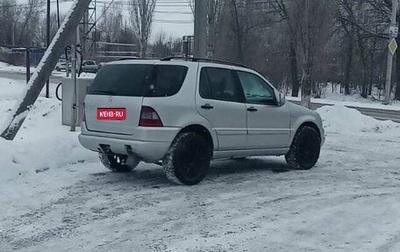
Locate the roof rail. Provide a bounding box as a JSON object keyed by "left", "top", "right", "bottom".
{"left": 160, "top": 56, "right": 247, "bottom": 68}
{"left": 118, "top": 57, "right": 140, "bottom": 61}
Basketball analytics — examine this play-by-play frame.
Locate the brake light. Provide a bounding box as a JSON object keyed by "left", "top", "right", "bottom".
{"left": 139, "top": 106, "right": 163, "bottom": 127}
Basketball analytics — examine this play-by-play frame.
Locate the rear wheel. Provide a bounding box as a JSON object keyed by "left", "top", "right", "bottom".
{"left": 285, "top": 126, "right": 321, "bottom": 170}
{"left": 99, "top": 152, "right": 139, "bottom": 173}
{"left": 163, "top": 132, "right": 211, "bottom": 185}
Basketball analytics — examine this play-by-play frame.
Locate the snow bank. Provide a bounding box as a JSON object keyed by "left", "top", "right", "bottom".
{"left": 317, "top": 105, "right": 400, "bottom": 135}
{"left": 0, "top": 61, "right": 9, "bottom": 68}
{"left": 0, "top": 78, "right": 96, "bottom": 183}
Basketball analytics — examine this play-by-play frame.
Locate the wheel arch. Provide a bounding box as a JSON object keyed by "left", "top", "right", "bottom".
{"left": 290, "top": 118, "right": 322, "bottom": 146}
{"left": 176, "top": 124, "right": 215, "bottom": 155}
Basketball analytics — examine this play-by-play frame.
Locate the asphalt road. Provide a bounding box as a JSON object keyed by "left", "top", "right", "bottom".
{"left": 289, "top": 100, "right": 400, "bottom": 123}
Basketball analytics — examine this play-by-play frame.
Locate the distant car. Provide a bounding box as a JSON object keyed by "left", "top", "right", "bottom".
{"left": 55, "top": 59, "right": 69, "bottom": 71}
{"left": 80, "top": 60, "right": 101, "bottom": 73}
{"left": 79, "top": 58, "right": 325, "bottom": 185}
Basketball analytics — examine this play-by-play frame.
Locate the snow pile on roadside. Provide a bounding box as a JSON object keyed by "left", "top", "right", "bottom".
{"left": 0, "top": 77, "right": 26, "bottom": 99}
{"left": 0, "top": 79, "right": 96, "bottom": 183}
{"left": 317, "top": 105, "right": 400, "bottom": 135}
{"left": 0, "top": 61, "right": 9, "bottom": 68}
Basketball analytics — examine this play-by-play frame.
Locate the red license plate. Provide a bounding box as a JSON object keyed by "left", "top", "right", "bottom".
{"left": 97, "top": 108, "right": 126, "bottom": 120}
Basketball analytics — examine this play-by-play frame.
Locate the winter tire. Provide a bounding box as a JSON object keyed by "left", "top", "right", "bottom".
{"left": 99, "top": 152, "right": 139, "bottom": 173}
{"left": 163, "top": 132, "right": 211, "bottom": 185}
{"left": 285, "top": 126, "right": 321, "bottom": 170}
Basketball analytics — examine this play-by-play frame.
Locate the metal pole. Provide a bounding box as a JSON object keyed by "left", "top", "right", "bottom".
{"left": 1, "top": 0, "right": 92, "bottom": 140}
{"left": 194, "top": 0, "right": 207, "bottom": 58}
{"left": 71, "top": 28, "right": 78, "bottom": 132}
{"left": 46, "top": 0, "right": 50, "bottom": 98}
{"left": 57, "top": 0, "right": 60, "bottom": 27}
{"left": 26, "top": 48, "right": 30, "bottom": 84}
{"left": 384, "top": 0, "right": 398, "bottom": 105}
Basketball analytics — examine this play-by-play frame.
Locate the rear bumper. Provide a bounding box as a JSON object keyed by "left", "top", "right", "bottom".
{"left": 78, "top": 134, "right": 171, "bottom": 163}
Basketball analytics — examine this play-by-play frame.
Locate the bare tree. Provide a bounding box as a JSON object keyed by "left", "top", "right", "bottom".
{"left": 129, "top": 0, "right": 156, "bottom": 58}
{"left": 151, "top": 31, "right": 172, "bottom": 58}
{"left": 274, "top": 0, "right": 301, "bottom": 97}
{"left": 290, "top": 0, "right": 332, "bottom": 108}
{"left": 98, "top": 3, "right": 124, "bottom": 43}
{"left": 0, "top": 0, "right": 18, "bottom": 45}
{"left": 18, "top": 0, "right": 43, "bottom": 46}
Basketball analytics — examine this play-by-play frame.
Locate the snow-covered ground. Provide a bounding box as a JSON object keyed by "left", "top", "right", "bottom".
{"left": 286, "top": 83, "right": 400, "bottom": 111}
{"left": 1, "top": 76, "right": 400, "bottom": 251}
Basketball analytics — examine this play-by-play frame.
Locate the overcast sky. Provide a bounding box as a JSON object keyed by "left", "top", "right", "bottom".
{"left": 16, "top": 0, "right": 194, "bottom": 41}
{"left": 152, "top": 0, "right": 194, "bottom": 41}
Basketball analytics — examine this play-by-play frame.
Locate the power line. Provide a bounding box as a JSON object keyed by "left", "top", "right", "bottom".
{"left": 0, "top": 0, "right": 191, "bottom": 9}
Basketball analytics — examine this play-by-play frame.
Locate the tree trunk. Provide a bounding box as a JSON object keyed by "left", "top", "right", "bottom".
{"left": 355, "top": 28, "right": 368, "bottom": 98}
{"left": 230, "top": 0, "right": 244, "bottom": 62}
{"left": 368, "top": 38, "right": 377, "bottom": 96}
{"left": 301, "top": 64, "right": 312, "bottom": 108}
{"left": 369, "top": 51, "right": 374, "bottom": 96}
{"left": 396, "top": 33, "right": 400, "bottom": 100}
{"left": 343, "top": 34, "right": 353, "bottom": 95}
{"left": 289, "top": 40, "right": 300, "bottom": 97}
{"left": 301, "top": 43, "right": 313, "bottom": 108}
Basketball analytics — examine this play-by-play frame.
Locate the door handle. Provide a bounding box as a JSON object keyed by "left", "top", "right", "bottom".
{"left": 201, "top": 104, "right": 214, "bottom": 110}
{"left": 247, "top": 106, "right": 258, "bottom": 112}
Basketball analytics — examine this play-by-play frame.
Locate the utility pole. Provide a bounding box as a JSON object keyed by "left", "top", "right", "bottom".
{"left": 46, "top": 0, "right": 51, "bottom": 98}
{"left": 384, "top": 0, "right": 399, "bottom": 105}
{"left": 71, "top": 28, "right": 78, "bottom": 132}
{"left": 26, "top": 48, "right": 30, "bottom": 84}
{"left": 194, "top": 0, "right": 207, "bottom": 58}
{"left": 12, "top": 23, "right": 15, "bottom": 46}
{"left": 1, "top": 0, "right": 92, "bottom": 141}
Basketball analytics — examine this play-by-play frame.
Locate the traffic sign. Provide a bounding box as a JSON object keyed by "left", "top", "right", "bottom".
{"left": 389, "top": 38, "right": 398, "bottom": 55}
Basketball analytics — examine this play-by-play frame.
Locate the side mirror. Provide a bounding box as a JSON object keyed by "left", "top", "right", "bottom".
{"left": 276, "top": 91, "right": 286, "bottom": 107}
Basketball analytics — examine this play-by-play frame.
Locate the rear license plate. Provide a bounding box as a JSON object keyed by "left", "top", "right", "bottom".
{"left": 97, "top": 108, "right": 126, "bottom": 120}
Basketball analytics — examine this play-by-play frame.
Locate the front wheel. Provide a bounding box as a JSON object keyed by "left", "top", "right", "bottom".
{"left": 99, "top": 152, "right": 139, "bottom": 173}
{"left": 285, "top": 126, "right": 321, "bottom": 170}
{"left": 163, "top": 132, "right": 211, "bottom": 185}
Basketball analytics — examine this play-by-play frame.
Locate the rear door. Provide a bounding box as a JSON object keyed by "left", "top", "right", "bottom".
{"left": 196, "top": 65, "right": 247, "bottom": 151}
{"left": 85, "top": 63, "right": 153, "bottom": 135}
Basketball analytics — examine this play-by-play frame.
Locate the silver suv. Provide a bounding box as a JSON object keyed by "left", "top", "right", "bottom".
{"left": 79, "top": 58, "right": 325, "bottom": 185}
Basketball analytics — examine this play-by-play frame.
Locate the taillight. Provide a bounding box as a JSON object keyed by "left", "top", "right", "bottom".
{"left": 139, "top": 106, "right": 163, "bottom": 127}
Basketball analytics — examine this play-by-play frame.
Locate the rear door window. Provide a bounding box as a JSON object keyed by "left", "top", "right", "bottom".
{"left": 199, "top": 67, "right": 243, "bottom": 102}
{"left": 146, "top": 65, "right": 188, "bottom": 97}
{"left": 88, "top": 64, "right": 188, "bottom": 97}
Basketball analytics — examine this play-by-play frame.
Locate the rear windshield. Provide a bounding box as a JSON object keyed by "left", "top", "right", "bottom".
{"left": 88, "top": 64, "right": 188, "bottom": 97}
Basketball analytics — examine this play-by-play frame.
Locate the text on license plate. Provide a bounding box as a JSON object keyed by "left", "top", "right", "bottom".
{"left": 97, "top": 108, "right": 126, "bottom": 120}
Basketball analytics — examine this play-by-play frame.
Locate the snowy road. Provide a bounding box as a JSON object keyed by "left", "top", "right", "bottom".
{"left": 290, "top": 100, "right": 400, "bottom": 123}
{"left": 1, "top": 77, "right": 400, "bottom": 251}
{"left": 1, "top": 114, "right": 400, "bottom": 251}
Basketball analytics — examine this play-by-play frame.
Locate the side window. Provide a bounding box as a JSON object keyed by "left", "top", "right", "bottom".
{"left": 237, "top": 71, "right": 276, "bottom": 105}
{"left": 199, "top": 68, "right": 214, "bottom": 99}
{"left": 148, "top": 65, "right": 188, "bottom": 97}
{"left": 199, "top": 67, "right": 242, "bottom": 102}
